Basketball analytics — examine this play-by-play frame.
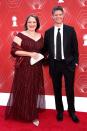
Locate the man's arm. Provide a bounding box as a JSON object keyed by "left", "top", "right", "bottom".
{"left": 41, "top": 31, "right": 49, "bottom": 64}
{"left": 71, "top": 28, "right": 79, "bottom": 65}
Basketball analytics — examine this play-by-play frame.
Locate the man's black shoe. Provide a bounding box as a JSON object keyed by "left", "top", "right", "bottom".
{"left": 69, "top": 112, "right": 79, "bottom": 123}
{"left": 56, "top": 112, "right": 63, "bottom": 121}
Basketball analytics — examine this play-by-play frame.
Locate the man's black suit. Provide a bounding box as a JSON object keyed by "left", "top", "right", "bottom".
{"left": 43, "top": 24, "right": 79, "bottom": 113}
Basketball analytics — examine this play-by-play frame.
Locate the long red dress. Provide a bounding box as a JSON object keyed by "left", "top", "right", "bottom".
{"left": 5, "top": 33, "right": 45, "bottom": 122}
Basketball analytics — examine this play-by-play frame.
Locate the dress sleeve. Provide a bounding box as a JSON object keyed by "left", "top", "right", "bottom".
{"left": 11, "top": 33, "right": 23, "bottom": 57}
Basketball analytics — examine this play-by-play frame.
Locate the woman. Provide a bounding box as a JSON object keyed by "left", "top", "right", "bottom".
{"left": 5, "top": 15, "right": 45, "bottom": 126}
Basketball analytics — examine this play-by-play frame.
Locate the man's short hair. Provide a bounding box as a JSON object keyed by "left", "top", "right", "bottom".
{"left": 52, "top": 6, "right": 64, "bottom": 15}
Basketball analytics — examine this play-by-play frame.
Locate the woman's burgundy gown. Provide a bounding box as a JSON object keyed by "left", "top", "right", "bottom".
{"left": 5, "top": 33, "right": 45, "bottom": 122}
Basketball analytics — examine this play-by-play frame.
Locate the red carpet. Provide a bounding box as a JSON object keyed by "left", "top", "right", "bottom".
{"left": 0, "top": 106, "right": 87, "bottom": 131}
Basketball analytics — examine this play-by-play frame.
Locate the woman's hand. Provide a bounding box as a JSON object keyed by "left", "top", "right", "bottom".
{"left": 31, "top": 52, "right": 40, "bottom": 59}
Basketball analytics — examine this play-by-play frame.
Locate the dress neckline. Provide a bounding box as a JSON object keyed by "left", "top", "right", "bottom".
{"left": 20, "top": 32, "right": 42, "bottom": 42}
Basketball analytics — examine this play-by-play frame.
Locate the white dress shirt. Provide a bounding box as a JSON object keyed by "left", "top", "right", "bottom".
{"left": 54, "top": 24, "right": 64, "bottom": 60}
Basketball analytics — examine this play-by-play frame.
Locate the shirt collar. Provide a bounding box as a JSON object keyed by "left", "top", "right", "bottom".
{"left": 54, "top": 23, "right": 63, "bottom": 30}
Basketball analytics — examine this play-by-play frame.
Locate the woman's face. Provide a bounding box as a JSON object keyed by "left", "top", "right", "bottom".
{"left": 27, "top": 16, "right": 37, "bottom": 31}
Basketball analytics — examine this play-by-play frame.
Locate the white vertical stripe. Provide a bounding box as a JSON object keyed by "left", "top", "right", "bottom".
{"left": 0, "top": 93, "right": 87, "bottom": 112}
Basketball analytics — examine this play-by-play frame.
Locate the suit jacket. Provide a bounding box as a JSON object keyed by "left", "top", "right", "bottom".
{"left": 43, "top": 24, "right": 79, "bottom": 66}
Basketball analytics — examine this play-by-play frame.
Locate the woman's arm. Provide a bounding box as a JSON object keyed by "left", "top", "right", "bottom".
{"left": 15, "top": 50, "right": 39, "bottom": 59}
{"left": 11, "top": 35, "right": 39, "bottom": 59}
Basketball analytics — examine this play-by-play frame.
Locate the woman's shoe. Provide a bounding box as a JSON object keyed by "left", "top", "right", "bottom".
{"left": 33, "top": 119, "right": 39, "bottom": 126}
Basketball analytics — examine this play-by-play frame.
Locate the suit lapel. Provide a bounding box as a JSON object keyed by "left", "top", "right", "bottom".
{"left": 63, "top": 24, "right": 67, "bottom": 50}
{"left": 50, "top": 27, "right": 54, "bottom": 44}
{"left": 50, "top": 27, "right": 54, "bottom": 54}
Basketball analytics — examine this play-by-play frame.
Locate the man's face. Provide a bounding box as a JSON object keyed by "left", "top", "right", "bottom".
{"left": 52, "top": 10, "right": 64, "bottom": 25}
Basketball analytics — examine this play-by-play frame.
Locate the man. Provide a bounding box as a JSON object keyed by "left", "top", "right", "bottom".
{"left": 43, "top": 6, "right": 79, "bottom": 123}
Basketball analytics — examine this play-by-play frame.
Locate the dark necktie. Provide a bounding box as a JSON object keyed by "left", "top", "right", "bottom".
{"left": 56, "top": 28, "right": 61, "bottom": 60}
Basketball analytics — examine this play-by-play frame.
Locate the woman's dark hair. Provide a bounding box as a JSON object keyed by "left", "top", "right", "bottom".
{"left": 24, "top": 15, "right": 40, "bottom": 31}
{"left": 52, "top": 6, "right": 64, "bottom": 15}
